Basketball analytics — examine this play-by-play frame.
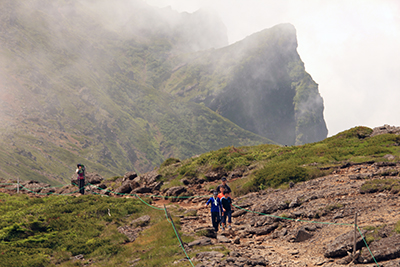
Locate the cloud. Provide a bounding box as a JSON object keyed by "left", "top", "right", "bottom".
{"left": 145, "top": 0, "right": 400, "bottom": 136}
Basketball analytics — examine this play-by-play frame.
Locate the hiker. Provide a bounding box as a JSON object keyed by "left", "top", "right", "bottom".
{"left": 217, "top": 185, "right": 225, "bottom": 199}
{"left": 76, "top": 163, "right": 86, "bottom": 195}
{"left": 221, "top": 191, "right": 233, "bottom": 230}
{"left": 216, "top": 177, "right": 231, "bottom": 195}
{"left": 205, "top": 190, "right": 223, "bottom": 232}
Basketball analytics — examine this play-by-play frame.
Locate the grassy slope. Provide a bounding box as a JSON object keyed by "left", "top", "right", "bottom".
{"left": 0, "top": 193, "right": 211, "bottom": 267}
{"left": 1, "top": 126, "right": 399, "bottom": 266}
{"left": 158, "top": 127, "right": 400, "bottom": 195}
{"left": 0, "top": 0, "right": 274, "bottom": 184}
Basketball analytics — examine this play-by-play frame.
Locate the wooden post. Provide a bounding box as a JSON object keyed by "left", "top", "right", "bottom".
{"left": 17, "top": 177, "right": 19, "bottom": 194}
{"left": 353, "top": 213, "right": 358, "bottom": 257}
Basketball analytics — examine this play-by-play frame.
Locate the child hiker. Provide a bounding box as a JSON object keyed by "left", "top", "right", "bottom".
{"left": 221, "top": 191, "right": 233, "bottom": 230}
{"left": 217, "top": 185, "right": 225, "bottom": 199}
{"left": 205, "top": 190, "right": 223, "bottom": 232}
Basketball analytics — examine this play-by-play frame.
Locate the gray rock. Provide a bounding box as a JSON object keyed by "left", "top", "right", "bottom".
{"left": 138, "top": 170, "right": 161, "bottom": 185}
{"left": 324, "top": 230, "right": 366, "bottom": 258}
{"left": 165, "top": 186, "right": 187, "bottom": 197}
{"left": 86, "top": 173, "right": 104, "bottom": 184}
{"left": 123, "top": 171, "right": 137, "bottom": 181}
{"left": 232, "top": 209, "right": 246, "bottom": 217}
{"left": 187, "top": 238, "right": 212, "bottom": 247}
{"left": 249, "top": 223, "right": 279, "bottom": 236}
{"left": 294, "top": 228, "right": 313, "bottom": 242}
{"left": 115, "top": 180, "right": 132, "bottom": 194}
{"left": 130, "top": 215, "right": 151, "bottom": 227}
{"left": 217, "top": 234, "right": 231, "bottom": 243}
{"left": 131, "top": 186, "right": 152, "bottom": 194}
{"left": 359, "top": 234, "right": 400, "bottom": 263}
{"left": 194, "top": 251, "right": 224, "bottom": 260}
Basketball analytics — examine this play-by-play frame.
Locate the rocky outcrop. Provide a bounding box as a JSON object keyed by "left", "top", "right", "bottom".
{"left": 114, "top": 170, "right": 163, "bottom": 195}
{"left": 371, "top": 124, "right": 400, "bottom": 137}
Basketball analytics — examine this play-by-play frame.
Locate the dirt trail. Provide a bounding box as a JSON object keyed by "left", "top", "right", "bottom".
{"left": 152, "top": 162, "right": 400, "bottom": 266}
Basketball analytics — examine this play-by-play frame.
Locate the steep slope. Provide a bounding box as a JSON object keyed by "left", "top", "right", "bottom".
{"left": 0, "top": 0, "right": 327, "bottom": 185}
{"left": 0, "top": 0, "right": 271, "bottom": 184}
{"left": 163, "top": 24, "right": 327, "bottom": 145}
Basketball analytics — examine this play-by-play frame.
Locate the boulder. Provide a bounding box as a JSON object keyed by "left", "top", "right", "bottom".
{"left": 359, "top": 234, "right": 400, "bottom": 263}
{"left": 148, "top": 181, "right": 163, "bottom": 191}
{"left": 123, "top": 171, "right": 137, "bottom": 181}
{"left": 115, "top": 181, "right": 132, "bottom": 194}
{"left": 86, "top": 173, "right": 104, "bottom": 184}
{"left": 165, "top": 186, "right": 187, "bottom": 197}
{"left": 324, "top": 230, "right": 366, "bottom": 258}
{"left": 294, "top": 228, "right": 313, "bottom": 242}
{"left": 248, "top": 223, "right": 279, "bottom": 236}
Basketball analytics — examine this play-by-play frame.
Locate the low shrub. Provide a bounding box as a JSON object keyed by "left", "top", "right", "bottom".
{"left": 160, "top": 158, "right": 181, "bottom": 168}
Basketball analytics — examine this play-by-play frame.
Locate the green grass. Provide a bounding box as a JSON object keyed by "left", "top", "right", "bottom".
{"left": 360, "top": 178, "right": 400, "bottom": 194}
{"left": 0, "top": 193, "right": 199, "bottom": 267}
{"left": 158, "top": 127, "right": 400, "bottom": 196}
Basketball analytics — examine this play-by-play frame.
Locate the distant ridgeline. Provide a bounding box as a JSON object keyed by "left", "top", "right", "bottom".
{"left": 0, "top": 0, "right": 327, "bottom": 184}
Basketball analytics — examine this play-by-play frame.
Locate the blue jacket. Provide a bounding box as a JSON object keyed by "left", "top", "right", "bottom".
{"left": 206, "top": 196, "right": 222, "bottom": 213}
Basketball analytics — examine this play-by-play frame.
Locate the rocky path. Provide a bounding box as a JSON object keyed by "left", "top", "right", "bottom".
{"left": 152, "top": 162, "right": 400, "bottom": 267}
{"left": 2, "top": 160, "right": 400, "bottom": 266}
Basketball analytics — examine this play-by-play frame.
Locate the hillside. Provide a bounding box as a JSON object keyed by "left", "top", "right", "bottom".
{"left": 0, "top": 126, "right": 400, "bottom": 266}
{"left": 0, "top": 0, "right": 326, "bottom": 185}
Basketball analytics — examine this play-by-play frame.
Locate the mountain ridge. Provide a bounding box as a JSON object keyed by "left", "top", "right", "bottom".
{"left": 0, "top": 0, "right": 325, "bottom": 184}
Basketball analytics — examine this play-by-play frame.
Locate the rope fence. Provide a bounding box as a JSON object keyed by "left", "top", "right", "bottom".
{"left": 0, "top": 181, "right": 381, "bottom": 266}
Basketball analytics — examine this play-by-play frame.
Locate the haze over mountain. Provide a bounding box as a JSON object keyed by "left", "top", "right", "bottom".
{"left": 0, "top": 0, "right": 327, "bottom": 184}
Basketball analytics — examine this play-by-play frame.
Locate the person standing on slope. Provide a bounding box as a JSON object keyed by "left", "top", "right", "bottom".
{"left": 205, "top": 190, "right": 223, "bottom": 232}
{"left": 76, "top": 163, "right": 86, "bottom": 195}
{"left": 221, "top": 191, "right": 233, "bottom": 230}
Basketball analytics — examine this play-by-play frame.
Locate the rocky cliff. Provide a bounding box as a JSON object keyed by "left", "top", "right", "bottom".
{"left": 163, "top": 24, "right": 327, "bottom": 145}
{"left": 0, "top": 0, "right": 326, "bottom": 184}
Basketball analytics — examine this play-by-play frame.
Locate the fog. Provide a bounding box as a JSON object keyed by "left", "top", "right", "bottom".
{"left": 146, "top": 0, "right": 400, "bottom": 136}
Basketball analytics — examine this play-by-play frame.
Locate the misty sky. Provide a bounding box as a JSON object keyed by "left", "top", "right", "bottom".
{"left": 146, "top": 0, "right": 400, "bottom": 136}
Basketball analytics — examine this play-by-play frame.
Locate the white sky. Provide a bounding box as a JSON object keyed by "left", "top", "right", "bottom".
{"left": 145, "top": 0, "right": 400, "bottom": 136}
